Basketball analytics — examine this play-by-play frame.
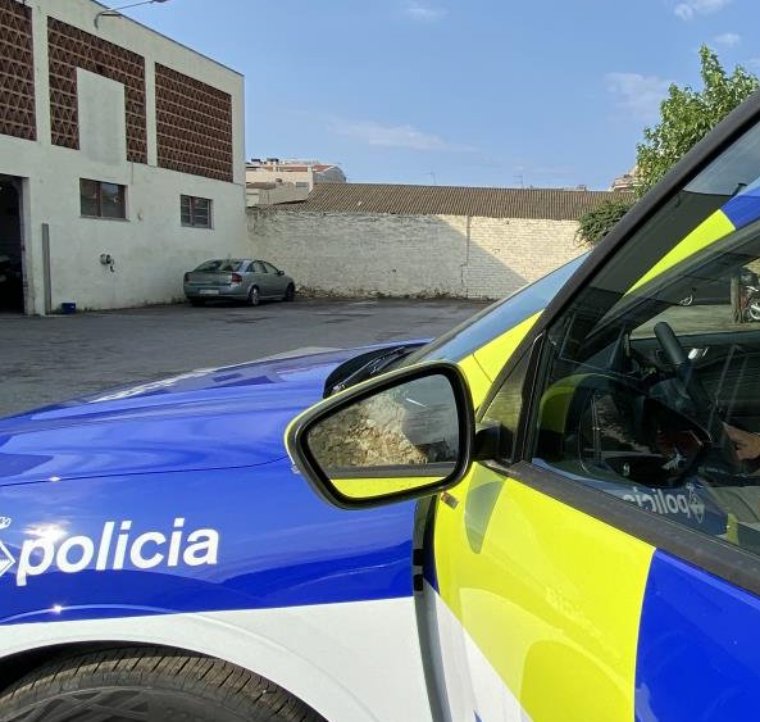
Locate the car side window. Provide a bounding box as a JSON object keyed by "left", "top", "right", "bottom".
{"left": 253, "top": 261, "right": 266, "bottom": 274}
{"left": 480, "top": 350, "right": 532, "bottom": 461}
{"left": 263, "top": 262, "right": 279, "bottom": 274}
{"left": 521, "top": 118, "right": 760, "bottom": 556}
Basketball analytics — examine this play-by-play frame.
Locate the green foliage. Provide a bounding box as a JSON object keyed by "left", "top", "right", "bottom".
{"left": 578, "top": 46, "right": 758, "bottom": 247}
{"left": 636, "top": 45, "right": 759, "bottom": 195}
{"left": 576, "top": 197, "right": 634, "bottom": 246}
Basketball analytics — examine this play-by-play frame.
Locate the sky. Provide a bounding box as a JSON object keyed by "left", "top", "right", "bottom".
{"left": 123, "top": 0, "right": 760, "bottom": 190}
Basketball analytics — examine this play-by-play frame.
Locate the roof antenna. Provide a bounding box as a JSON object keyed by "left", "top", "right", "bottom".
{"left": 95, "top": 0, "right": 172, "bottom": 28}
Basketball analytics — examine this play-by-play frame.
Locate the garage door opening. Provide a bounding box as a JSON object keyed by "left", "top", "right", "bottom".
{"left": 0, "top": 177, "right": 24, "bottom": 312}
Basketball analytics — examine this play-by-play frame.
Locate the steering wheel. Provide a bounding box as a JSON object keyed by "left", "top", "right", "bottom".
{"left": 653, "top": 323, "right": 714, "bottom": 421}
{"left": 653, "top": 321, "right": 742, "bottom": 471}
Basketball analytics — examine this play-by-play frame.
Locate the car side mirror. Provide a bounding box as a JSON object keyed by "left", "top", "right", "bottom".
{"left": 286, "top": 362, "right": 474, "bottom": 508}
{"left": 277, "top": 270, "right": 285, "bottom": 276}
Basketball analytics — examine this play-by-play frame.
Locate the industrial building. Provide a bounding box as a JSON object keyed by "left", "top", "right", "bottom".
{"left": 0, "top": 0, "right": 246, "bottom": 314}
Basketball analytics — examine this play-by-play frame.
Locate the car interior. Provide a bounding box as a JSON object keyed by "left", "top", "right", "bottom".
{"left": 532, "top": 211, "right": 760, "bottom": 552}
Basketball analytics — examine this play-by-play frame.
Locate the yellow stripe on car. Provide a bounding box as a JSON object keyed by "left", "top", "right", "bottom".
{"left": 628, "top": 209, "right": 735, "bottom": 294}
{"left": 434, "top": 464, "right": 655, "bottom": 722}
{"left": 330, "top": 475, "right": 443, "bottom": 499}
{"left": 457, "top": 313, "right": 543, "bottom": 407}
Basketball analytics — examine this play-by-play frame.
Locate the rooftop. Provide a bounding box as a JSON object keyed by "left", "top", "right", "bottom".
{"left": 247, "top": 160, "right": 340, "bottom": 173}
{"left": 90, "top": 0, "right": 243, "bottom": 77}
{"left": 276, "top": 182, "right": 630, "bottom": 220}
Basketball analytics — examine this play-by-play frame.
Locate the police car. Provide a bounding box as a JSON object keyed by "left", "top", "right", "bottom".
{"left": 4, "top": 98, "right": 760, "bottom": 722}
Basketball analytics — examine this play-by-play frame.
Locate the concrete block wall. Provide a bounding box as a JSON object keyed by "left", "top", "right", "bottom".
{"left": 464, "top": 216, "right": 585, "bottom": 298}
{"left": 248, "top": 209, "right": 586, "bottom": 300}
{"left": 248, "top": 210, "right": 468, "bottom": 297}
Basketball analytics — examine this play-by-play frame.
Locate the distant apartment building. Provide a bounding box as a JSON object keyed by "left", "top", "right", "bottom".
{"left": 0, "top": 0, "right": 246, "bottom": 314}
{"left": 610, "top": 166, "right": 639, "bottom": 192}
{"left": 246, "top": 158, "right": 345, "bottom": 206}
{"left": 247, "top": 158, "right": 346, "bottom": 190}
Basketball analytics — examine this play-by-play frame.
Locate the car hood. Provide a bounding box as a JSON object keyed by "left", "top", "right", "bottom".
{"left": 0, "top": 345, "right": 404, "bottom": 487}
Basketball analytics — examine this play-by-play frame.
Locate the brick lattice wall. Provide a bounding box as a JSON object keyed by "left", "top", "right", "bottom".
{"left": 47, "top": 17, "right": 147, "bottom": 162}
{"left": 155, "top": 63, "right": 233, "bottom": 182}
{"left": 0, "top": 0, "right": 36, "bottom": 141}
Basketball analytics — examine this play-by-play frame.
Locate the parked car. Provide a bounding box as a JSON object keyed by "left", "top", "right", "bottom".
{"left": 678, "top": 266, "right": 759, "bottom": 305}
{"left": 8, "top": 97, "right": 760, "bottom": 721}
{"left": 678, "top": 276, "right": 729, "bottom": 305}
{"left": 183, "top": 258, "right": 295, "bottom": 306}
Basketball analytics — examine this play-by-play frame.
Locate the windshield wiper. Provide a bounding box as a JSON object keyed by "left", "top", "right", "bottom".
{"left": 330, "top": 346, "right": 412, "bottom": 394}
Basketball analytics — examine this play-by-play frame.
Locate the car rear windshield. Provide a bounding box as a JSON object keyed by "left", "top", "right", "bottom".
{"left": 194, "top": 260, "right": 245, "bottom": 273}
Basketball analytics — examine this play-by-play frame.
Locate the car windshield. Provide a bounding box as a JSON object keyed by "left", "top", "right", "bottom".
{"left": 194, "top": 260, "right": 245, "bottom": 273}
{"left": 404, "top": 253, "right": 588, "bottom": 366}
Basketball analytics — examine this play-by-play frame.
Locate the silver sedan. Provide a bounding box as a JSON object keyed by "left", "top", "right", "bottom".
{"left": 183, "top": 259, "right": 295, "bottom": 306}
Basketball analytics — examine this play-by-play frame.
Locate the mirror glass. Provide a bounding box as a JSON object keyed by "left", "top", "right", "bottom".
{"left": 305, "top": 373, "right": 461, "bottom": 500}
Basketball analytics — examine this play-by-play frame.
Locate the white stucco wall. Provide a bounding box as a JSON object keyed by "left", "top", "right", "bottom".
{"left": 246, "top": 169, "right": 316, "bottom": 190}
{"left": 245, "top": 166, "right": 345, "bottom": 192}
{"left": 246, "top": 184, "right": 310, "bottom": 207}
{"left": 1, "top": 0, "right": 246, "bottom": 314}
{"left": 248, "top": 209, "right": 585, "bottom": 300}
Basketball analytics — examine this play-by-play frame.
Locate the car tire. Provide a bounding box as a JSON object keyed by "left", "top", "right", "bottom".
{"left": 284, "top": 284, "right": 296, "bottom": 302}
{"left": 247, "top": 286, "right": 261, "bottom": 307}
{"left": 189, "top": 298, "right": 205, "bottom": 307}
{"left": 749, "top": 302, "right": 760, "bottom": 322}
{"left": 0, "top": 647, "right": 326, "bottom": 722}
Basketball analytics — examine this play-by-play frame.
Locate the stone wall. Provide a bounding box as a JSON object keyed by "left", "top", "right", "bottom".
{"left": 248, "top": 208, "right": 585, "bottom": 300}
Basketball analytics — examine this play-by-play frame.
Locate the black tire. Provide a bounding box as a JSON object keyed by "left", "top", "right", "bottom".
{"left": 0, "top": 647, "right": 326, "bottom": 722}
{"left": 284, "top": 284, "right": 296, "bottom": 302}
{"left": 189, "top": 298, "right": 205, "bottom": 307}
{"left": 247, "top": 285, "right": 261, "bottom": 307}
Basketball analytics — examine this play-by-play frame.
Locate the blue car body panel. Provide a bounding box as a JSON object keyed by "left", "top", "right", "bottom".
{"left": 0, "top": 346, "right": 418, "bottom": 625}
{"left": 0, "top": 346, "right": 419, "bottom": 485}
{"left": 0, "top": 463, "right": 416, "bottom": 625}
{"left": 637, "top": 550, "right": 760, "bottom": 721}
{"left": 721, "top": 186, "right": 760, "bottom": 231}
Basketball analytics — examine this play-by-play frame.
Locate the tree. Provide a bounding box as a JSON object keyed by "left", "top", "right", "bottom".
{"left": 636, "top": 45, "right": 759, "bottom": 196}
{"left": 576, "top": 197, "right": 633, "bottom": 247}
{"left": 577, "top": 45, "right": 758, "bottom": 246}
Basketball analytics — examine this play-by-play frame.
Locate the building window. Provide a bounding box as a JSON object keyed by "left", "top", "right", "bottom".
{"left": 80, "top": 179, "right": 127, "bottom": 219}
{"left": 181, "top": 195, "right": 213, "bottom": 228}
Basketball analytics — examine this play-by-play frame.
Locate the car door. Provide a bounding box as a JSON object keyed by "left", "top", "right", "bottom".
{"left": 263, "top": 261, "right": 286, "bottom": 296}
{"left": 429, "top": 95, "right": 760, "bottom": 722}
{"left": 251, "top": 260, "right": 273, "bottom": 297}
{"left": 286, "top": 95, "right": 760, "bottom": 722}
{"left": 240, "top": 260, "right": 256, "bottom": 292}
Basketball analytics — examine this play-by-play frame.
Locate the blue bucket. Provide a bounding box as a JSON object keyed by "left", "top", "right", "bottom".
{"left": 60, "top": 302, "right": 77, "bottom": 315}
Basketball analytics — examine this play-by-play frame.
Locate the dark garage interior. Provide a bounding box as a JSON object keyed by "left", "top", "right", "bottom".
{"left": 0, "top": 177, "right": 23, "bottom": 312}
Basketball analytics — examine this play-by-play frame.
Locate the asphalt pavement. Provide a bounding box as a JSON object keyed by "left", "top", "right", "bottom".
{"left": 0, "top": 298, "right": 488, "bottom": 418}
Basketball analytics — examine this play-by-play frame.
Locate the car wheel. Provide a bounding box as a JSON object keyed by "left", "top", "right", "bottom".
{"left": 189, "top": 298, "right": 205, "bottom": 307}
{"left": 284, "top": 283, "right": 296, "bottom": 302}
{"left": 749, "top": 302, "right": 760, "bottom": 322}
{"left": 247, "top": 286, "right": 261, "bottom": 307}
{"left": 0, "top": 647, "right": 326, "bottom": 722}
